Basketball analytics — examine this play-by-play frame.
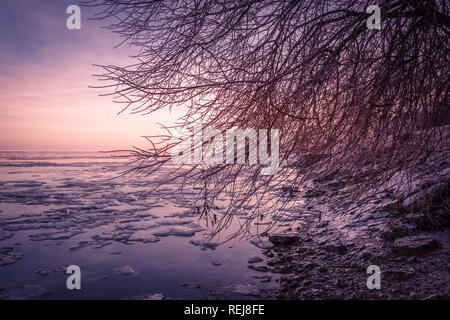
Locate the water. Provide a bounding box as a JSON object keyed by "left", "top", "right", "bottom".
{"left": 0, "top": 151, "right": 278, "bottom": 299}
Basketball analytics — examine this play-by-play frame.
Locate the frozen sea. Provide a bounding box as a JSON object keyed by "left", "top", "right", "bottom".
{"left": 0, "top": 151, "right": 279, "bottom": 299}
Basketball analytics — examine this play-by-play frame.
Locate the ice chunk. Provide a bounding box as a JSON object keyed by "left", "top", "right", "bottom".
{"left": 129, "top": 231, "right": 160, "bottom": 243}
{"left": 153, "top": 224, "right": 204, "bottom": 237}
{"left": 116, "top": 266, "right": 136, "bottom": 276}
{"left": 248, "top": 256, "right": 263, "bottom": 264}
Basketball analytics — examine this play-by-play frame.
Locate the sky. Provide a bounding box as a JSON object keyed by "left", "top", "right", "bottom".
{"left": 0, "top": 0, "right": 180, "bottom": 151}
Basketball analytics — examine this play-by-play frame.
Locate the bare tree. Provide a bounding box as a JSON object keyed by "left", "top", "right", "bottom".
{"left": 85, "top": 0, "right": 449, "bottom": 240}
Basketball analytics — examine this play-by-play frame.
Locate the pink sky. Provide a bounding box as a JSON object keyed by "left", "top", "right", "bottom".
{"left": 0, "top": 1, "right": 182, "bottom": 151}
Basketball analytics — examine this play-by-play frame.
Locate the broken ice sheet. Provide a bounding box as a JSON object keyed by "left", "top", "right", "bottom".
{"left": 116, "top": 217, "right": 194, "bottom": 231}
{"left": 0, "top": 152, "right": 278, "bottom": 300}
{"left": 29, "top": 230, "right": 85, "bottom": 241}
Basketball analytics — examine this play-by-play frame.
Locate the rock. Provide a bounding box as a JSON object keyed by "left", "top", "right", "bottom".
{"left": 129, "top": 232, "right": 160, "bottom": 243}
{"left": 143, "top": 293, "right": 164, "bottom": 300}
{"left": 383, "top": 269, "right": 415, "bottom": 281}
{"left": 335, "top": 279, "right": 346, "bottom": 288}
{"left": 189, "top": 240, "right": 219, "bottom": 250}
{"left": 380, "top": 223, "right": 413, "bottom": 241}
{"left": 304, "top": 188, "right": 326, "bottom": 198}
{"left": 302, "top": 261, "right": 317, "bottom": 270}
{"left": 409, "top": 292, "right": 420, "bottom": 300}
{"left": 263, "top": 250, "right": 274, "bottom": 258}
{"left": 359, "top": 251, "right": 386, "bottom": 263}
{"left": 253, "top": 275, "right": 272, "bottom": 283}
{"left": 269, "top": 234, "right": 300, "bottom": 245}
{"left": 248, "top": 265, "right": 269, "bottom": 272}
{"left": 393, "top": 236, "right": 442, "bottom": 256}
{"left": 248, "top": 257, "right": 263, "bottom": 264}
{"left": 116, "top": 266, "right": 136, "bottom": 276}
{"left": 423, "top": 294, "right": 449, "bottom": 300}
{"left": 324, "top": 243, "right": 348, "bottom": 255}
{"left": 0, "top": 231, "right": 14, "bottom": 242}
{"left": 403, "top": 182, "right": 449, "bottom": 210}
{"left": 380, "top": 200, "right": 401, "bottom": 212}
{"left": 250, "top": 239, "right": 273, "bottom": 249}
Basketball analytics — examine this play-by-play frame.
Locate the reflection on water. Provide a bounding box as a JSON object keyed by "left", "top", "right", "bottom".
{"left": 0, "top": 151, "right": 279, "bottom": 299}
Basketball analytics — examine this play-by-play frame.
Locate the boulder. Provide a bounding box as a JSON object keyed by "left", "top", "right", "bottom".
{"left": 248, "top": 257, "right": 263, "bottom": 264}
{"left": 269, "top": 234, "right": 300, "bottom": 245}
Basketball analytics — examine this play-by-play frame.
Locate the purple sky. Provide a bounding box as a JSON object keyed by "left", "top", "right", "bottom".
{"left": 0, "top": 0, "right": 179, "bottom": 151}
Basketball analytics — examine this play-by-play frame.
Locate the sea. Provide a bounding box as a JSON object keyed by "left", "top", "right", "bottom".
{"left": 0, "top": 151, "right": 281, "bottom": 299}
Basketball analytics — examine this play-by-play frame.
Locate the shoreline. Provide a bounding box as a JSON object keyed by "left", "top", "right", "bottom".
{"left": 255, "top": 167, "right": 450, "bottom": 300}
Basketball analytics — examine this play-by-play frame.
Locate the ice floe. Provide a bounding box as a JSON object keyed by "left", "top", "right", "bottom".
{"left": 116, "top": 266, "right": 136, "bottom": 276}
{"left": 0, "top": 247, "right": 23, "bottom": 266}
{"left": 153, "top": 224, "right": 204, "bottom": 237}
